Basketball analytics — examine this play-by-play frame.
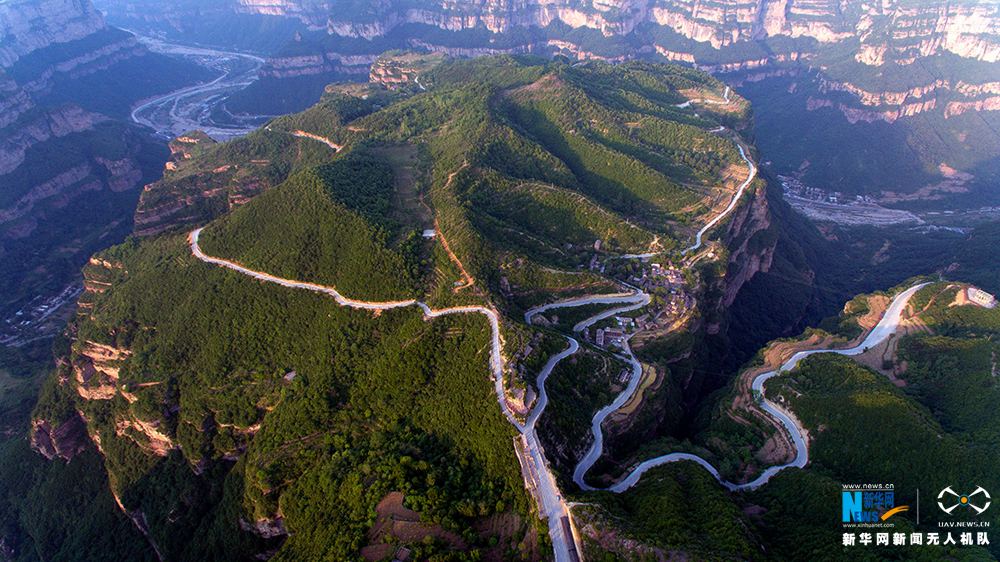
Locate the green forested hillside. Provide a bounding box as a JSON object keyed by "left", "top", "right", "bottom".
{"left": 752, "top": 283, "right": 1000, "bottom": 558}
{"left": 11, "top": 46, "right": 1000, "bottom": 562}
{"left": 34, "top": 231, "right": 533, "bottom": 560}
{"left": 199, "top": 155, "right": 421, "bottom": 301}
{"left": 17, "top": 55, "right": 752, "bottom": 560}
{"left": 582, "top": 282, "right": 1000, "bottom": 560}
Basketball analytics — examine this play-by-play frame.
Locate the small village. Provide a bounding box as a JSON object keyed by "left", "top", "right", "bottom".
{"left": 582, "top": 258, "right": 691, "bottom": 351}
{"left": 779, "top": 174, "right": 874, "bottom": 205}
{"left": 0, "top": 284, "right": 82, "bottom": 347}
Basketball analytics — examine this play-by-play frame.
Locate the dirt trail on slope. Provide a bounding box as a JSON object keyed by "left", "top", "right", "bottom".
{"left": 435, "top": 163, "right": 475, "bottom": 292}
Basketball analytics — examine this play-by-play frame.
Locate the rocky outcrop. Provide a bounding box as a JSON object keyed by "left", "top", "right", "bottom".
{"left": 239, "top": 516, "right": 288, "bottom": 539}
{"left": 0, "top": 0, "right": 106, "bottom": 67}
{"left": 0, "top": 1, "right": 164, "bottom": 240}
{"left": 105, "top": 0, "right": 998, "bottom": 132}
{"left": 944, "top": 95, "right": 1000, "bottom": 118}
{"left": 0, "top": 74, "right": 34, "bottom": 129}
{"left": 259, "top": 52, "right": 373, "bottom": 79}
{"left": 0, "top": 107, "right": 146, "bottom": 235}
{"left": 315, "top": 0, "right": 997, "bottom": 64}
{"left": 0, "top": 105, "right": 106, "bottom": 176}
{"left": 73, "top": 340, "right": 130, "bottom": 401}
{"left": 115, "top": 417, "right": 177, "bottom": 456}
{"left": 134, "top": 150, "right": 268, "bottom": 237}
{"left": 721, "top": 183, "right": 775, "bottom": 307}
{"left": 17, "top": 34, "right": 148, "bottom": 99}
{"left": 228, "top": 0, "right": 998, "bottom": 129}
{"left": 30, "top": 414, "right": 89, "bottom": 461}
{"left": 0, "top": 165, "right": 98, "bottom": 224}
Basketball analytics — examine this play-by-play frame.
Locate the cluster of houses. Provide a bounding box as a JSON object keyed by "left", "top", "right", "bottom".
{"left": 594, "top": 326, "right": 626, "bottom": 348}
{"left": 583, "top": 286, "right": 690, "bottom": 351}
{"left": 780, "top": 175, "right": 873, "bottom": 205}
{"left": 630, "top": 262, "right": 685, "bottom": 292}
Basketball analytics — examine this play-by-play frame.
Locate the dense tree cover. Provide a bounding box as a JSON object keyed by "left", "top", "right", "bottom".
{"left": 949, "top": 224, "right": 1000, "bottom": 295}
{"left": 897, "top": 284, "right": 1000, "bottom": 447}
{"left": 224, "top": 72, "right": 370, "bottom": 117}
{"left": 624, "top": 282, "right": 1000, "bottom": 560}
{"left": 499, "top": 86, "right": 698, "bottom": 226}
{"left": 499, "top": 260, "right": 618, "bottom": 312}
{"left": 421, "top": 59, "right": 744, "bottom": 295}
{"left": 901, "top": 335, "right": 1000, "bottom": 446}
{"left": 0, "top": 442, "right": 157, "bottom": 561}
{"left": 265, "top": 87, "right": 398, "bottom": 142}
{"left": 137, "top": 92, "right": 384, "bottom": 238}
{"left": 20, "top": 55, "right": 766, "bottom": 560}
{"left": 466, "top": 174, "right": 658, "bottom": 265}
{"left": 199, "top": 157, "right": 420, "bottom": 300}
{"left": 537, "top": 347, "right": 626, "bottom": 474}
{"left": 578, "top": 462, "right": 759, "bottom": 560}
{"left": 140, "top": 55, "right": 747, "bottom": 308}
{"left": 1, "top": 336, "right": 157, "bottom": 561}
{"left": 33, "top": 229, "right": 533, "bottom": 559}
{"left": 767, "top": 353, "right": 1000, "bottom": 557}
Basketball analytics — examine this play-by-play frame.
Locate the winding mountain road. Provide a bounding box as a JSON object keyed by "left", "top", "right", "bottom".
{"left": 612, "top": 126, "right": 757, "bottom": 261}
{"left": 185, "top": 79, "right": 924, "bottom": 557}
{"left": 562, "top": 281, "right": 930, "bottom": 493}
{"left": 683, "top": 143, "right": 757, "bottom": 256}
{"left": 188, "top": 228, "right": 577, "bottom": 560}
{"left": 190, "top": 223, "right": 927, "bottom": 560}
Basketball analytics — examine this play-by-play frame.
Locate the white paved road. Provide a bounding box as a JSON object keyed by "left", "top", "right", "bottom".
{"left": 564, "top": 282, "right": 929, "bottom": 493}
{"left": 682, "top": 143, "right": 757, "bottom": 256}
{"left": 190, "top": 210, "right": 927, "bottom": 558}
{"left": 189, "top": 228, "right": 580, "bottom": 561}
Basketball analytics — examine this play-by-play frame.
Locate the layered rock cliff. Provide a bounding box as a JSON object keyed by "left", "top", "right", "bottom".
{"left": 0, "top": 0, "right": 201, "bottom": 342}
{"left": 100, "top": 0, "right": 1000, "bottom": 153}
{"left": 255, "top": 1, "right": 999, "bottom": 133}
{"left": 0, "top": 0, "right": 106, "bottom": 67}
{"left": 101, "top": 1, "right": 999, "bottom": 73}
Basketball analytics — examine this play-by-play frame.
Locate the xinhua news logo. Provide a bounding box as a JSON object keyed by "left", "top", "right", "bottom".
{"left": 842, "top": 484, "right": 908, "bottom": 524}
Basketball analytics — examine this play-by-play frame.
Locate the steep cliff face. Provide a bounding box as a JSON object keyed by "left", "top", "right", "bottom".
{"left": 100, "top": 1, "right": 999, "bottom": 67}
{"left": 251, "top": 1, "right": 999, "bottom": 139}
{"left": 258, "top": 51, "right": 374, "bottom": 79}
{"left": 0, "top": 0, "right": 203, "bottom": 343}
{"left": 0, "top": 0, "right": 106, "bottom": 67}
{"left": 101, "top": 1, "right": 999, "bottom": 160}
{"left": 318, "top": 1, "right": 1000, "bottom": 115}
{"left": 30, "top": 414, "right": 90, "bottom": 461}
{"left": 310, "top": 0, "right": 997, "bottom": 60}
{"left": 719, "top": 182, "right": 776, "bottom": 309}
{"left": 0, "top": 74, "right": 34, "bottom": 129}
{"left": 0, "top": 105, "right": 106, "bottom": 177}
{"left": 592, "top": 173, "right": 791, "bottom": 474}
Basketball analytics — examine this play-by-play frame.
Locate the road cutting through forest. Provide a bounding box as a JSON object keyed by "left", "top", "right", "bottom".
{"left": 186, "top": 82, "right": 931, "bottom": 560}
{"left": 190, "top": 224, "right": 927, "bottom": 560}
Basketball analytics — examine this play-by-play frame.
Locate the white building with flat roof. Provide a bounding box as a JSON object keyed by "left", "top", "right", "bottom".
{"left": 967, "top": 287, "right": 997, "bottom": 309}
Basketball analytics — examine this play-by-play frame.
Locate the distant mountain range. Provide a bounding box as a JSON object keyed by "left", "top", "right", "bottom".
{"left": 98, "top": 0, "right": 1000, "bottom": 206}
